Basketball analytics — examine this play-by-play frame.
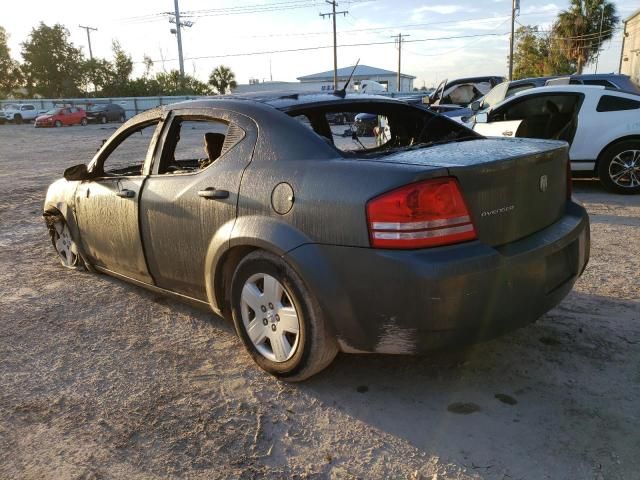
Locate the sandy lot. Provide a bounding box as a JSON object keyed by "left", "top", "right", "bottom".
{"left": 0, "top": 123, "right": 639, "bottom": 479}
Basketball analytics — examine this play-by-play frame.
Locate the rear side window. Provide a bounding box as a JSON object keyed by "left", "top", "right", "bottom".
{"left": 584, "top": 79, "right": 615, "bottom": 88}
{"left": 596, "top": 95, "right": 640, "bottom": 112}
{"left": 506, "top": 83, "right": 536, "bottom": 98}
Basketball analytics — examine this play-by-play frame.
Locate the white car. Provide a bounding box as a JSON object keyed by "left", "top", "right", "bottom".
{"left": 472, "top": 85, "right": 640, "bottom": 194}
{"left": 1, "top": 103, "right": 45, "bottom": 124}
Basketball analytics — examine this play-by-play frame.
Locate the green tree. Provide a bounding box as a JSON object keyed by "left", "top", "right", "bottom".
{"left": 553, "top": 0, "right": 618, "bottom": 74}
{"left": 155, "top": 70, "right": 210, "bottom": 95}
{"left": 21, "top": 23, "right": 85, "bottom": 97}
{"left": 0, "top": 26, "right": 22, "bottom": 98}
{"left": 513, "top": 25, "right": 576, "bottom": 79}
{"left": 513, "top": 26, "right": 549, "bottom": 80}
{"left": 208, "top": 65, "right": 237, "bottom": 94}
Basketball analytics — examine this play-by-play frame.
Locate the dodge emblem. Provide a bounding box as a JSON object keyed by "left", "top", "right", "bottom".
{"left": 539, "top": 174, "right": 548, "bottom": 192}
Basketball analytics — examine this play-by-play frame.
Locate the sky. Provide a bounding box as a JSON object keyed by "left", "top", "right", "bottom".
{"left": 3, "top": 0, "right": 638, "bottom": 88}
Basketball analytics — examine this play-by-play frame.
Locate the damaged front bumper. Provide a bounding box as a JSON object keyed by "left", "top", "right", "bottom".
{"left": 285, "top": 201, "right": 590, "bottom": 354}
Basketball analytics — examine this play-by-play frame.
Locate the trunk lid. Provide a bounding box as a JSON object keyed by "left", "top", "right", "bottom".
{"left": 365, "top": 137, "right": 569, "bottom": 247}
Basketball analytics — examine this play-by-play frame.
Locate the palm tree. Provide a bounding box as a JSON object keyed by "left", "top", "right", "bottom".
{"left": 552, "top": 0, "right": 618, "bottom": 74}
{"left": 208, "top": 65, "right": 237, "bottom": 94}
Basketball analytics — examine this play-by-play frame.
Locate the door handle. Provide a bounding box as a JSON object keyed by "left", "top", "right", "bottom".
{"left": 502, "top": 130, "right": 513, "bottom": 136}
{"left": 116, "top": 189, "right": 135, "bottom": 198}
{"left": 198, "top": 188, "right": 229, "bottom": 200}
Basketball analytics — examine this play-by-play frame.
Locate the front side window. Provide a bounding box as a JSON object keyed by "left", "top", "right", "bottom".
{"left": 97, "top": 121, "right": 160, "bottom": 176}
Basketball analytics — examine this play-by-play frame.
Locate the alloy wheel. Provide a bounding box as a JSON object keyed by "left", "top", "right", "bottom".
{"left": 240, "top": 273, "right": 300, "bottom": 362}
{"left": 52, "top": 221, "right": 79, "bottom": 267}
{"left": 609, "top": 149, "right": 640, "bottom": 188}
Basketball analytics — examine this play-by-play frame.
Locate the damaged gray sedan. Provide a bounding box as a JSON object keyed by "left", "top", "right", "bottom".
{"left": 44, "top": 93, "right": 590, "bottom": 381}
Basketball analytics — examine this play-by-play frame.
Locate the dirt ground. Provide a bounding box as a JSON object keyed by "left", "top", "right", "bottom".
{"left": 1, "top": 123, "right": 639, "bottom": 480}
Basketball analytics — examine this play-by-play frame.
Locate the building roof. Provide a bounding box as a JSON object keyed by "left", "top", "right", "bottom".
{"left": 297, "top": 64, "right": 416, "bottom": 81}
{"left": 625, "top": 8, "right": 640, "bottom": 22}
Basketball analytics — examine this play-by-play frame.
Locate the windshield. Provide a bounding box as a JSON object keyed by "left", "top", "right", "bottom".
{"left": 480, "top": 82, "right": 509, "bottom": 110}
{"left": 286, "top": 102, "right": 478, "bottom": 157}
{"left": 87, "top": 105, "right": 106, "bottom": 112}
{"left": 45, "top": 108, "right": 61, "bottom": 115}
{"left": 4, "top": 104, "right": 19, "bottom": 110}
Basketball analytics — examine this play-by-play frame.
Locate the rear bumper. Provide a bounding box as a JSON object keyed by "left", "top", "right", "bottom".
{"left": 285, "top": 201, "right": 590, "bottom": 354}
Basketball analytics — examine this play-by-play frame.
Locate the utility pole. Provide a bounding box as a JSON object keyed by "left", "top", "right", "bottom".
{"left": 320, "top": 1, "right": 348, "bottom": 89}
{"left": 173, "top": 0, "right": 185, "bottom": 80}
{"left": 594, "top": 1, "right": 605, "bottom": 73}
{"left": 508, "top": 0, "right": 519, "bottom": 80}
{"left": 391, "top": 33, "right": 409, "bottom": 92}
{"left": 78, "top": 25, "right": 97, "bottom": 60}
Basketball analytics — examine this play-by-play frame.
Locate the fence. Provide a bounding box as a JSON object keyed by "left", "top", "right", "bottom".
{"left": 0, "top": 95, "right": 211, "bottom": 120}
{"left": 0, "top": 91, "right": 430, "bottom": 120}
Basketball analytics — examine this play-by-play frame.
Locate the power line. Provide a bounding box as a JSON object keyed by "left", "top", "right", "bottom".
{"left": 136, "top": 32, "right": 509, "bottom": 64}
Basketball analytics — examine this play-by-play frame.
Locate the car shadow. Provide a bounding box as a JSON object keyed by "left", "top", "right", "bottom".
{"left": 295, "top": 290, "right": 640, "bottom": 477}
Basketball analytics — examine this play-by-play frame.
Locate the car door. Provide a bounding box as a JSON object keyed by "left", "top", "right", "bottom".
{"left": 74, "top": 113, "right": 164, "bottom": 282}
{"left": 59, "top": 108, "right": 72, "bottom": 125}
{"left": 138, "top": 109, "right": 257, "bottom": 299}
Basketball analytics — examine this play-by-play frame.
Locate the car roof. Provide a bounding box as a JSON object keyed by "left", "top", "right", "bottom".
{"left": 170, "top": 91, "right": 410, "bottom": 112}
{"left": 512, "top": 84, "right": 607, "bottom": 97}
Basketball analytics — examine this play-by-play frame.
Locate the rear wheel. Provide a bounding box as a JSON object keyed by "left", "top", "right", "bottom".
{"left": 230, "top": 250, "right": 337, "bottom": 381}
{"left": 54, "top": 120, "right": 62, "bottom": 128}
{"left": 598, "top": 140, "right": 640, "bottom": 194}
{"left": 49, "top": 218, "right": 81, "bottom": 268}
{"left": 80, "top": 117, "right": 88, "bottom": 126}
{"left": 100, "top": 115, "right": 107, "bottom": 124}
{"left": 119, "top": 114, "right": 126, "bottom": 123}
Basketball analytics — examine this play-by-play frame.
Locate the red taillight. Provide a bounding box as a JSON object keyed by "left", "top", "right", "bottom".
{"left": 366, "top": 177, "right": 477, "bottom": 249}
{"left": 566, "top": 158, "right": 572, "bottom": 199}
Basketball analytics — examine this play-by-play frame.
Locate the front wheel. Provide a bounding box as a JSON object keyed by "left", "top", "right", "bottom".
{"left": 48, "top": 217, "right": 82, "bottom": 269}
{"left": 100, "top": 115, "right": 107, "bottom": 124}
{"left": 230, "top": 250, "right": 337, "bottom": 381}
{"left": 54, "top": 120, "right": 62, "bottom": 128}
{"left": 14, "top": 114, "right": 22, "bottom": 124}
{"left": 119, "top": 114, "right": 126, "bottom": 123}
{"left": 80, "top": 117, "right": 88, "bottom": 126}
{"left": 598, "top": 141, "right": 640, "bottom": 194}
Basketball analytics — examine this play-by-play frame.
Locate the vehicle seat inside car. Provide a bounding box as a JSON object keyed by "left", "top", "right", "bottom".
{"left": 199, "top": 132, "right": 225, "bottom": 169}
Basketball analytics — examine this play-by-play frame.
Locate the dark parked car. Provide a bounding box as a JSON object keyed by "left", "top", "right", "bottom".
{"left": 86, "top": 103, "right": 126, "bottom": 124}
{"left": 473, "top": 73, "right": 640, "bottom": 113}
{"left": 43, "top": 93, "right": 590, "bottom": 381}
{"left": 353, "top": 112, "right": 377, "bottom": 136}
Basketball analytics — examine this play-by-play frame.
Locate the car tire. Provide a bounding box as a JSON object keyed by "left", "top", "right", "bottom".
{"left": 54, "top": 120, "right": 62, "bottom": 128}
{"left": 230, "top": 250, "right": 338, "bottom": 381}
{"left": 47, "top": 216, "right": 83, "bottom": 269}
{"left": 100, "top": 115, "right": 107, "bottom": 124}
{"left": 14, "top": 114, "right": 22, "bottom": 124}
{"left": 597, "top": 140, "right": 640, "bottom": 194}
{"left": 119, "top": 114, "right": 126, "bottom": 123}
{"left": 81, "top": 117, "right": 88, "bottom": 126}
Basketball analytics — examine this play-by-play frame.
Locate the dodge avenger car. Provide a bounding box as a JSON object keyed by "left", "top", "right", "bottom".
{"left": 43, "top": 92, "right": 590, "bottom": 381}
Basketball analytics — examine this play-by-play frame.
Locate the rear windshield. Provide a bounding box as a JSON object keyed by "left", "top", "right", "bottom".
{"left": 286, "top": 102, "right": 479, "bottom": 157}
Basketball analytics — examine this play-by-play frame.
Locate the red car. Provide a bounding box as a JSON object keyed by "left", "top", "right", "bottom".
{"left": 34, "top": 107, "right": 88, "bottom": 128}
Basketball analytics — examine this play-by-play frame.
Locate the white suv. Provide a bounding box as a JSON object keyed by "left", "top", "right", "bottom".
{"left": 1, "top": 104, "right": 44, "bottom": 124}
{"left": 472, "top": 85, "right": 640, "bottom": 194}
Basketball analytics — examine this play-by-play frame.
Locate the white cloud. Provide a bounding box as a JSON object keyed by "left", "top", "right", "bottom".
{"left": 411, "top": 4, "right": 467, "bottom": 21}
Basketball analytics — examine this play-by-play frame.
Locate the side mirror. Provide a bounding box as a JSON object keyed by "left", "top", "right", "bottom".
{"left": 63, "top": 164, "right": 92, "bottom": 181}
{"left": 422, "top": 96, "right": 432, "bottom": 105}
{"left": 471, "top": 100, "right": 481, "bottom": 112}
{"left": 475, "top": 112, "right": 488, "bottom": 124}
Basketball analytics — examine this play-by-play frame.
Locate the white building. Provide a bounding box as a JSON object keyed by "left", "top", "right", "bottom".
{"left": 233, "top": 65, "right": 416, "bottom": 94}
{"left": 620, "top": 9, "right": 640, "bottom": 87}
{"left": 297, "top": 65, "right": 415, "bottom": 92}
